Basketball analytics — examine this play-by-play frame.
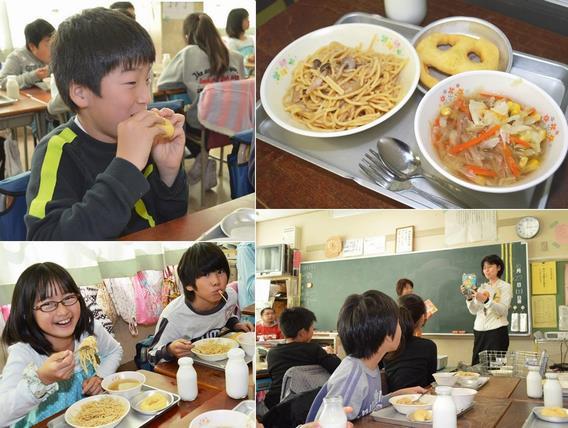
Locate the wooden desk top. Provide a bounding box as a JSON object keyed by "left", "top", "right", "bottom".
{"left": 0, "top": 89, "right": 48, "bottom": 117}
{"left": 476, "top": 376, "right": 520, "bottom": 399}
{"left": 256, "top": 0, "right": 568, "bottom": 208}
{"left": 242, "top": 304, "right": 255, "bottom": 316}
{"left": 34, "top": 369, "right": 246, "bottom": 428}
{"left": 120, "top": 193, "right": 255, "bottom": 240}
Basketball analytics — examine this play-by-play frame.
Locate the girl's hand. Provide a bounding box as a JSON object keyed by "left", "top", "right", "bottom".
{"left": 82, "top": 375, "right": 103, "bottom": 395}
{"left": 235, "top": 322, "right": 254, "bottom": 332}
{"left": 37, "top": 350, "right": 75, "bottom": 385}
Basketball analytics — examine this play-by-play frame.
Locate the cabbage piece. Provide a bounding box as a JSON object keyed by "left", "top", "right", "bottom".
{"left": 469, "top": 100, "right": 487, "bottom": 126}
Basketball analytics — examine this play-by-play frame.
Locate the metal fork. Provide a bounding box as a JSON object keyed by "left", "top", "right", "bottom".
{"left": 360, "top": 153, "right": 463, "bottom": 209}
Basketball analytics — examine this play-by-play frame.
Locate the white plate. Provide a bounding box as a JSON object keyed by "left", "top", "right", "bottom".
{"left": 189, "top": 409, "right": 255, "bottom": 428}
{"left": 260, "top": 23, "right": 420, "bottom": 138}
{"left": 220, "top": 208, "right": 255, "bottom": 241}
{"left": 131, "top": 390, "right": 174, "bottom": 415}
{"left": 0, "top": 94, "right": 17, "bottom": 106}
{"left": 533, "top": 407, "right": 568, "bottom": 423}
{"left": 64, "top": 394, "right": 130, "bottom": 428}
{"left": 191, "top": 337, "right": 239, "bottom": 361}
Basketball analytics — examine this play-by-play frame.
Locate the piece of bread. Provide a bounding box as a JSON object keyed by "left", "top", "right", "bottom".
{"left": 157, "top": 117, "right": 175, "bottom": 139}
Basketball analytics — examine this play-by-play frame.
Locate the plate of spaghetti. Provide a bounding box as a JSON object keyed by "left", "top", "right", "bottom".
{"left": 192, "top": 337, "right": 239, "bottom": 361}
{"left": 65, "top": 395, "right": 130, "bottom": 428}
{"left": 260, "top": 23, "right": 420, "bottom": 138}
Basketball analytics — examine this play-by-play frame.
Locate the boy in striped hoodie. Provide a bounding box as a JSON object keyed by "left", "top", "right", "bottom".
{"left": 307, "top": 290, "right": 427, "bottom": 422}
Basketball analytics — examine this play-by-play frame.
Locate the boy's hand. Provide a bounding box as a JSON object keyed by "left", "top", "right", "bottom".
{"left": 167, "top": 339, "right": 193, "bottom": 358}
{"left": 117, "top": 110, "right": 164, "bottom": 171}
{"left": 150, "top": 108, "right": 186, "bottom": 187}
{"left": 35, "top": 66, "right": 49, "bottom": 79}
{"left": 234, "top": 322, "right": 254, "bottom": 332}
{"left": 37, "top": 350, "right": 75, "bottom": 385}
{"left": 82, "top": 375, "right": 103, "bottom": 395}
{"left": 392, "top": 386, "right": 429, "bottom": 396}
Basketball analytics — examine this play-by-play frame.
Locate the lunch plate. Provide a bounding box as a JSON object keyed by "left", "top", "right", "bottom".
{"left": 256, "top": 12, "right": 568, "bottom": 208}
{"left": 220, "top": 208, "right": 255, "bottom": 241}
{"left": 371, "top": 401, "right": 474, "bottom": 426}
{"left": 47, "top": 384, "right": 180, "bottom": 428}
{"left": 0, "top": 94, "right": 17, "bottom": 106}
{"left": 532, "top": 407, "right": 568, "bottom": 424}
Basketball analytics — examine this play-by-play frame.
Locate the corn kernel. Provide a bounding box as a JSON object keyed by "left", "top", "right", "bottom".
{"left": 440, "top": 106, "right": 452, "bottom": 117}
{"left": 508, "top": 102, "right": 521, "bottom": 115}
{"left": 523, "top": 158, "right": 540, "bottom": 173}
{"left": 531, "top": 113, "right": 541, "bottom": 121}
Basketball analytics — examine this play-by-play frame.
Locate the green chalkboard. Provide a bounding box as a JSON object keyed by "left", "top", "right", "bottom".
{"left": 300, "top": 241, "right": 529, "bottom": 335}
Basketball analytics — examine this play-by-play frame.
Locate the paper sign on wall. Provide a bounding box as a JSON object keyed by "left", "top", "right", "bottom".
{"left": 531, "top": 262, "right": 557, "bottom": 295}
{"left": 343, "top": 239, "right": 363, "bottom": 257}
{"left": 532, "top": 295, "right": 557, "bottom": 328}
{"left": 364, "top": 236, "right": 386, "bottom": 255}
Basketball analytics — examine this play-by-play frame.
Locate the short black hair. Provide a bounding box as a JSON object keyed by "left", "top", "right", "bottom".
{"left": 225, "top": 8, "right": 249, "bottom": 39}
{"left": 177, "top": 243, "right": 230, "bottom": 302}
{"left": 338, "top": 290, "right": 399, "bottom": 359}
{"left": 396, "top": 278, "right": 414, "bottom": 296}
{"left": 481, "top": 254, "right": 505, "bottom": 278}
{"left": 51, "top": 7, "right": 155, "bottom": 112}
{"left": 2, "top": 262, "right": 94, "bottom": 356}
{"left": 384, "top": 306, "right": 414, "bottom": 362}
{"left": 279, "top": 307, "right": 316, "bottom": 338}
{"left": 261, "top": 307, "right": 275, "bottom": 316}
{"left": 24, "top": 19, "right": 55, "bottom": 50}
{"left": 110, "top": 1, "right": 134, "bottom": 9}
{"left": 398, "top": 293, "right": 426, "bottom": 327}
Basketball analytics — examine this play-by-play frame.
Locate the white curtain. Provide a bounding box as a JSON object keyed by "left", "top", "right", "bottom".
{"left": 0, "top": 0, "right": 13, "bottom": 59}
{"left": 0, "top": 241, "right": 196, "bottom": 304}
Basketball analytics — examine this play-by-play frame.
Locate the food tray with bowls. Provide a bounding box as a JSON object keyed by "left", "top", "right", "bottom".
{"left": 190, "top": 336, "right": 254, "bottom": 371}
{"left": 371, "top": 401, "right": 474, "bottom": 426}
{"left": 256, "top": 12, "right": 568, "bottom": 208}
{"left": 197, "top": 208, "right": 255, "bottom": 241}
{"left": 47, "top": 384, "right": 180, "bottom": 428}
{"left": 522, "top": 407, "right": 568, "bottom": 427}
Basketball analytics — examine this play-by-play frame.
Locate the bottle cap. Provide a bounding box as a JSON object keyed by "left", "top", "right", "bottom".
{"left": 178, "top": 357, "right": 194, "bottom": 366}
{"left": 545, "top": 372, "right": 559, "bottom": 379}
{"left": 227, "top": 348, "right": 245, "bottom": 359}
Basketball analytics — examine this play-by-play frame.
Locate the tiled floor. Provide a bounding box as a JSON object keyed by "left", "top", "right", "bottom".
{"left": 16, "top": 129, "right": 232, "bottom": 215}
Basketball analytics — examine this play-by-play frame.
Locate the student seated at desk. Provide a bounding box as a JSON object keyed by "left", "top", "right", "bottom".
{"left": 25, "top": 8, "right": 188, "bottom": 240}
{"left": 264, "top": 307, "right": 341, "bottom": 409}
{"left": 256, "top": 307, "right": 282, "bottom": 340}
{"left": 383, "top": 294, "right": 437, "bottom": 391}
{"left": 307, "top": 291, "right": 426, "bottom": 422}
{"left": 225, "top": 8, "right": 254, "bottom": 77}
{"left": 0, "top": 19, "right": 54, "bottom": 90}
{"left": 146, "top": 243, "right": 253, "bottom": 365}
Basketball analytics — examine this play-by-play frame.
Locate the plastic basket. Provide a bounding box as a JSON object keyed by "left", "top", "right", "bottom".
{"left": 479, "top": 350, "right": 548, "bottom": 377}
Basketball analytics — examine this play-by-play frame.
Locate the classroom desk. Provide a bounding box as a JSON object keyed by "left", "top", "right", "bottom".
{"left": 120, "top": 193, "right": 255, "bottom": 240}
{"left": 256, "top": 0, "right": 568, "bottom": 209}
{"left": 476, "top": 376, "right": 520, "bottom": 399}
{"left": 34, "top": 369, "right": 246, "bottom": 428}
{"left": 154, "top": 361, "right": 254, "bottom": 398}
{"left": 242, "top": 303, "right": 255, "bottom": 316}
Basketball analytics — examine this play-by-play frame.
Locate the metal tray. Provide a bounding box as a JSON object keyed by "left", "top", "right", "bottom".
{"left": 0, "top": 94, "right": 17, "bottom": 106}
{"left": 256, "top": 12, "right": 568, "bottom": 208}
{"left": 432, "top": 376, "right": 490, "bottom": 391}
{"left": 197, "top": 208, "right": 255, "bottom": 242}
{"left": 522, "top": 408, "right": 568, "bottom": 428}
{"left": 192, "top": 351, "right": 254, "bottom": 371}
{"left": 47, "top": 384, "right": 181, "bottom": 428}
{"left": 371, "top": 401, "right": 474, "bottom": 426}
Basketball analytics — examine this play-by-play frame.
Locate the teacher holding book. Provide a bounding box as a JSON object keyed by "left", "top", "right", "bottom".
{"left": 460, "top": 255, "right": 512, "bottom": 365}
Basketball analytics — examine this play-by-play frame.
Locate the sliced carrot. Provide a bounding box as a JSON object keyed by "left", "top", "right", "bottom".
{"left": 433, "top": 117, "right": 440, "bottom": 127}
{"left": 449, "top": 125, "right": 501, "bottom": 155}
{"left": 502, "top": 141, "right": 521, "bottom": 177}
{"left": 465, "top": 164, "right": 498, "bottom": 177}
{"left": 510, "top": 135, "right": 532, "bottom": 148}
{"left": 527, "top": 107, "right": 536, "bottom": 115}
{"left": 479, "top": 92, "right": 505, "bottom": 99}
{"left": 455, "top": 97, "right": 469, "bottom": 114}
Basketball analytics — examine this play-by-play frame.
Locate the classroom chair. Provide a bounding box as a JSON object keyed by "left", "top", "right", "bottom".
{"left": 280, "top": 364, "right": 331, "bottom": 402}
{"left": 192, "top": 78, "right": 255, "bottom": 205}
{"left": 0, "top": 171, "right": 31, "bottom": 240}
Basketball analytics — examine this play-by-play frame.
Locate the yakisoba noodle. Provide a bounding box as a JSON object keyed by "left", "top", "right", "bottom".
{"left": 283, "top": 38, "right": 407, "bottom": 131}
{"left": 194, "top": 341, "right": 233, "bottom": 355}
{"left": 77, "top": 336, "right": 99, "bottom": 374}
{"left": 71, "top": 397, "right": 127, "bottom": 427}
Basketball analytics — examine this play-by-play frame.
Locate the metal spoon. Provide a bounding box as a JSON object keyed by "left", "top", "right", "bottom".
{"left": 377, "top": 137, "right": 474, "bottom": 208}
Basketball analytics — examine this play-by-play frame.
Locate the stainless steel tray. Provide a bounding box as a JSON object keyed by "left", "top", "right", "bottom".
{"left": 371, "top": 401, "right": 474, "bottom": 426}
{"left": 0, "top": 94, "right": 17, "bottom": 106}
{"left": 521, "top": 409, "right": 567, "bottom": 428}
{"left": 256, "top": 12, "right": 568, "bottom": 208}
{"left": 47, "top": 384, "right": 181, "bottom": 428}
{"left": 192, "top": 351, "right": 254, "bottom": 371}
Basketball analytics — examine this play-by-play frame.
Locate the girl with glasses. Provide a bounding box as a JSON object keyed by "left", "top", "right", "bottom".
{"left": 0, "top": 262, "right": 123, "bottom": 427}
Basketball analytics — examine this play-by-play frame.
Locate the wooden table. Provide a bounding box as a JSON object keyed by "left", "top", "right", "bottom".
{"left": 476, "top": 376, "right": 520, "bottom": 399}
{"left": 256, "top": 0, "right": 568, "bottom": 208}
{"left": 35, "top": 369, "right": 249, "bottom": 427}
{"left": 120, "top": 193, "right": 255, "bottom": 240}
{"left": 242, "top": 303, "right": 255, "bottom": 316}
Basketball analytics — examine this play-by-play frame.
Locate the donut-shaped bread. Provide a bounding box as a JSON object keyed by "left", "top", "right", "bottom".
{"left": 416, "top": 32, "right": 500, "bottom": 89}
